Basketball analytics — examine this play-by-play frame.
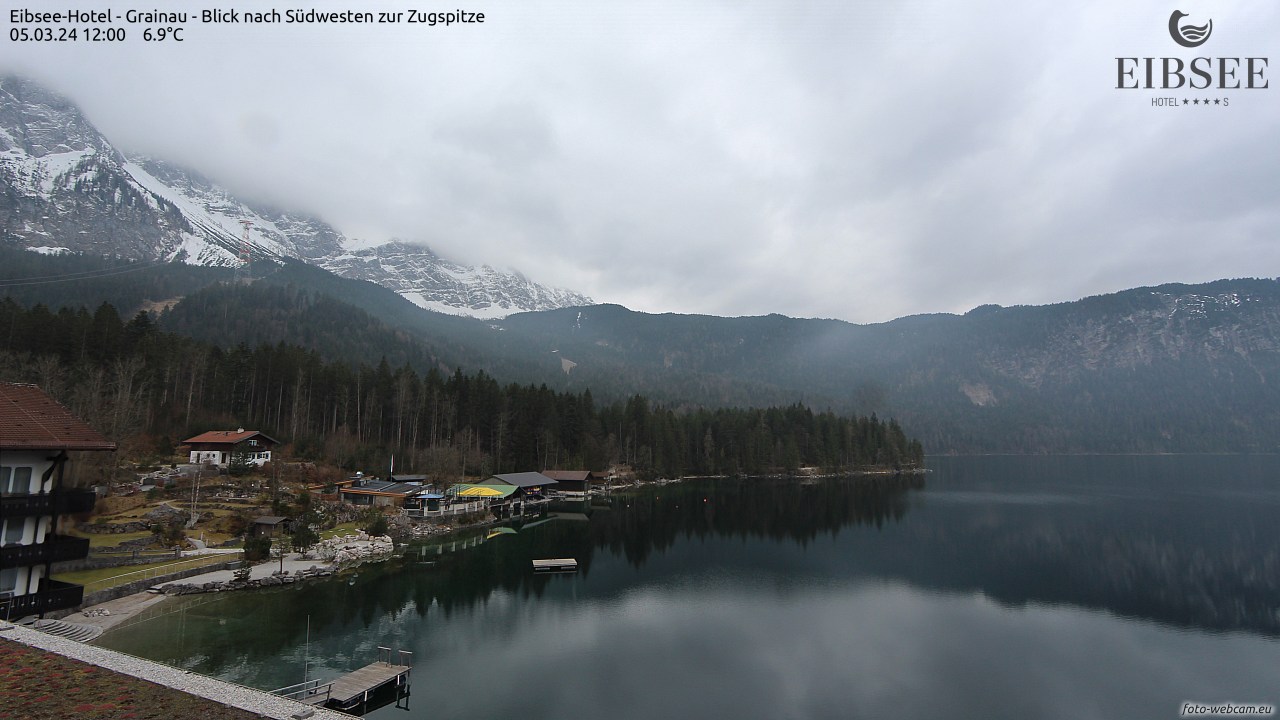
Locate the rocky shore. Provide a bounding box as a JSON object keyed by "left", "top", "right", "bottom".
{"left": 157, "top": 532, "right": 395, "bottom": 597}
{"left": 158, "top": 565, "right": 336, "bottom": 595}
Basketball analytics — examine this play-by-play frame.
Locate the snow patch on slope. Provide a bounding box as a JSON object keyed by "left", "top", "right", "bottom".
{"left": 1, "top": 75, "right": 594, "bottom": 319}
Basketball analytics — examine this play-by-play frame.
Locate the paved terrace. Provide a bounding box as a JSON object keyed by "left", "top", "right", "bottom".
{"left": 177, "top": 551, "right": 337, "bottom": 585}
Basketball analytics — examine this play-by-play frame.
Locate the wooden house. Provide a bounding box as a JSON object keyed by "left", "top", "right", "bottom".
{"left": 183, "top": 429, "right": 279, "bottom": 468}
{"left": 251, "top": 516, "right": 293, "bottom": 537}
{"left": 541, "top": 470, "right": 600, "bottom": 499}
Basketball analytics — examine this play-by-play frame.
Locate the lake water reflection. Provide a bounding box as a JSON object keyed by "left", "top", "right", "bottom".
{"left": 99, "top": 456, "right": 1280, "bottom": 720}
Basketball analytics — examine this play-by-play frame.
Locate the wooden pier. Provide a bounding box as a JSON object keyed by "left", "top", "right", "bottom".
{"left": 319, "top": 659, "right": 410, "bottom": 711}
{"left": 277, "top": 646, "right": 412, "bottom": 713}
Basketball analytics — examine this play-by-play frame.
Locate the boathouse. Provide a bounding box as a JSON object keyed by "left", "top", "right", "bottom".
{"left": 541, "top": 470, "right": 599, "bottom": 499}
{"left": 478, "top": 472, "right": 558, "bottom": 498}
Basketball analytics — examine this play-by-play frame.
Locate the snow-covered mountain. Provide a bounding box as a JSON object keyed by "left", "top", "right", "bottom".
{"left": 323, "top": 240, "right": 591, "bottom": 319}
{"left": 0, "top": 76, "right": 591, "bottom": 318}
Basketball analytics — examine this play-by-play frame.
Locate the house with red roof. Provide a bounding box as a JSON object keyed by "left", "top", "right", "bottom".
{"left": 182, "top": 428, "right": 279, "bottom": 468}
{"left": 1, "top": 382, "right": 114, "bottom": 619}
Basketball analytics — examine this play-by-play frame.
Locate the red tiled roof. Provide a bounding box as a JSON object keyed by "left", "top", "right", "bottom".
{"left": 182, "top": 430, "right": 278, "bottom": 446}
{"left": 0, "top": 383, "right": 115, "bottom": 451}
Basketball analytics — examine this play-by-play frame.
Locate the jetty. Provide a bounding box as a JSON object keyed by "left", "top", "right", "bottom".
{"left": 532, "top": 558, "right": 578, "bottom": 573}
{"left": 274, "top": 646, "right": 412, "bottom": 713}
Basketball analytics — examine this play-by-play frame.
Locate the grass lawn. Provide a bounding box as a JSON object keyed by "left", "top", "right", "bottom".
{"left": 76, "top": 498, "right": 259, "bottom": 550}
{"left": 0, "top": 638, "right": 262, "bottom": 720}
{"left": 66, "top": 528, "right": 156, "bottom": 549}
{"left": 69, "top": 527, "right": 237, "bottom": 550}
{"left": 94, "top": 507, "right": 157, "bottom": 522}
{"left": 319, "top": 521, "right": 361, "bottom": 540}
{"left": 53, "top": 554, "right": 233, "bottom": 592}
{"left": 198, "top": 532, "right": 236, "bottom": 547}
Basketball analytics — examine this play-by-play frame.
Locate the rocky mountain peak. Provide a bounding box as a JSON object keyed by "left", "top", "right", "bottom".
{"left": 0, "top": 76, "right": 592, "bottom": 318}
{"left": 0, "top": 75, "right": 116, "bottom": 160}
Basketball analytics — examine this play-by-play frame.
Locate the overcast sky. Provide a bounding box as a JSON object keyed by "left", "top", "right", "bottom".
{"left": 2, "top": 0, "right": 1277, "bottom": 323}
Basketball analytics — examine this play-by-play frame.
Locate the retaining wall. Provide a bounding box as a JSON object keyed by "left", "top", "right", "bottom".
{"left": 46, "top": 559, "right": 240, "bottom": 619}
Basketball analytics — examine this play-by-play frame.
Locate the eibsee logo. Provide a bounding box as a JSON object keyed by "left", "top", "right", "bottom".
{"left": 1117, "top": 9, "right": 1268, "bottom": 107}
{"left": 1168, "top": 10, "right": 1211, "bottom": 48}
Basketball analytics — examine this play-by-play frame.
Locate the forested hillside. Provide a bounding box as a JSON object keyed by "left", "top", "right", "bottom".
{"left": 0, "top": 243, "right": 231, "bottom": 312}
{"left": 6, "top": 244, "right": 1279, "bottom": 454}
{"left": 0, "top": 299, "right": 923, "bottom": 479}
{"left": 498, "top": 282, "right": 1280, "bottom": 453}
{"left": 0, "top": 244, "right": 806, "bottom": 408}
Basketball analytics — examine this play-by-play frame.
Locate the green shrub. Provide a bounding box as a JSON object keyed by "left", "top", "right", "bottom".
{"left": 361, "top": 508, "right": 389, "bottom": 537}
{"left": 290, "top": 522, "right": 319, "bottom": 555}
{"left": 243, "top": 535, "right": 272, "bottom": 562}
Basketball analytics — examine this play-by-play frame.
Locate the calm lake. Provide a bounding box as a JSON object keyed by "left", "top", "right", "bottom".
{"left": 98, "top": 456, "right": 1280, "bottom": 720}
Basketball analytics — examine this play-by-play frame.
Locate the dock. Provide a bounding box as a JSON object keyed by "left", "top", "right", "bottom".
{"left": 276, "top": 646, "right": 412, "bottom": 713}
{"left": 320, "top": 660, "right": 410, "bottom": 710}
{"left": 532, "top": 558, "right": 578, "bottom": 573}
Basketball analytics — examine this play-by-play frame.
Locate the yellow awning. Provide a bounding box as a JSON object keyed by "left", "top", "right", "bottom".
{"left": 456, "top": 485, "right": 507, "bottom": 497}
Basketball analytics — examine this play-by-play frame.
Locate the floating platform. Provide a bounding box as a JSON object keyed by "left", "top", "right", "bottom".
{"left": 532, "top": 558, "right": 578, "bottom": 573}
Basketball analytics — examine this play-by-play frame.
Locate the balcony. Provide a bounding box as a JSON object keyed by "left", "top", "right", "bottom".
{"left": 0, "top": 535, "right": 92, "bottom": 569}
{"left": 0, "top": 579, "right": 85, "bottom": 619}
{"left": 0, "top": 489, "right": 97, "bottom": 517}
{"left": 57, "top": 489, "right": 97, "bottom": 514}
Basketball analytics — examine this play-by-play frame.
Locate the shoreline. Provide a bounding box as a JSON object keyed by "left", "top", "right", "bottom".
{"left": 78, "top": 469, "right": 923, "bottom": 628}
{"left": 73, "top": 534, "right": 396, "bottom": 633}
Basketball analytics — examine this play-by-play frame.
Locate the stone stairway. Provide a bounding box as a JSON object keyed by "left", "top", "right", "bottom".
{"left": 30, "top": 618, "right": 104, "bottom": 643}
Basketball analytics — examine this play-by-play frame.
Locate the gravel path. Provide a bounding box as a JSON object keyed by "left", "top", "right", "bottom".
{"left": 74, "top": 592, "right": 170, "bottom": 632}
{"left": 177, "top": 552, "right": 332, "bottom": 585}
{"left": 0, "top": 621, "right": 353, "bottom": 720}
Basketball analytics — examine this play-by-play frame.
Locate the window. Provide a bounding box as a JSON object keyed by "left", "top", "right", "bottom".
{"left": 0, "top": 567, "right": 18, "bottom": 594}
{"left": 11, "top": 467, "right": 31, "bottom": 494}
{"left": 3, "top": 519, "right": 24, "bottom": 546}
{"left": 0, "top": 467, "right": 32, "bottom": 495}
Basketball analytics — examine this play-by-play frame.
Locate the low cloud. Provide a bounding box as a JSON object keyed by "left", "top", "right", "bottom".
{"left": 2, "top": 0, "right": 1276, "bottom": 322}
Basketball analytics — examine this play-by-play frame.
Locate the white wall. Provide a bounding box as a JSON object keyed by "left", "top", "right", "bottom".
{"left": 0, "top": 450, "right": 59, "bottom": 597}
{"left": 1, "top": 450, "right": 54, "bottom": 494}
{"left": 189, "top": 449, "right": 272, "bottom": 467}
